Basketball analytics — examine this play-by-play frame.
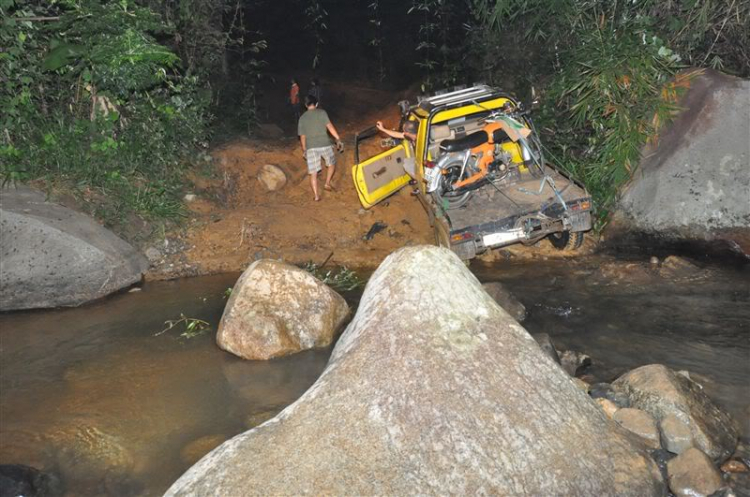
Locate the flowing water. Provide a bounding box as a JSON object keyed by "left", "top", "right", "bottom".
{"left": 0, "top": 256, "right": 748, "bottom": 495}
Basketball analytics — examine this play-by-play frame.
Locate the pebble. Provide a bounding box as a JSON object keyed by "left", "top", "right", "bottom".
{"left": 659, "top": 414, "right": 694, "bottom": 455}
{"left": 596, "top": 398, "right": 619, "bottom": 419}
{"left": 614, "top": 408, "right": 661, "bottom": 449}
{"left": 184, "top": 193, "right": 198, "bottom": 202}
{"left": 721, "top": 459, "right": 749, "bottom": 473}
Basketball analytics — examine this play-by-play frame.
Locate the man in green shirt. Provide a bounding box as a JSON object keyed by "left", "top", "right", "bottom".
{"left": 298, "top": 95, "right": 343, "bottom": 201}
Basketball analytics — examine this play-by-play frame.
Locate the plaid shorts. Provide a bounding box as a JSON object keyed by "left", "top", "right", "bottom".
{"left": 305, "top": 145, "right": 336, "bottom": 174}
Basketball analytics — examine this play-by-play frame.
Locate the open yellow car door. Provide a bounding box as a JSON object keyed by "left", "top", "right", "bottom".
{"left": 352, "top": 139, "right": 411, "bottom": 209}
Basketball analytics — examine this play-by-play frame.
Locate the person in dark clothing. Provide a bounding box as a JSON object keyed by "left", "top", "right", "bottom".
{"left": 308, "top": 78, "right": 322, "bottom": 107}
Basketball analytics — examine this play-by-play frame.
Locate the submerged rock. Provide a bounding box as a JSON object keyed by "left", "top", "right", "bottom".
{"left": 217, "top": 259, "right": 349, "bottom": 360}
{"left": 613, "top": 364, "right": 739, "bottom": 463}
{"left": 0, "top": 464, "right": 62, "bottom": 497}
{"left": 667, "top": 447, "right": 723, "bottom": 497}
{"left": 167, "top": 246, "right": 664, "bottom": 496}
{"left": 180, "top": 435, "right": 226, "bottom": 466}
{"left": 481, "top": 282, "right": 527, "bottom": 322}
{"left": 0, "top": 186, "right": 147, "bottom": 310}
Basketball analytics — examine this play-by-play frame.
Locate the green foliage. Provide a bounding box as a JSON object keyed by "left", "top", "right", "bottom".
{"left": 301, "top": 262, "right": 363, "bottom": 292}
{"left": 0, "top": 0, "right": 212, "bottom": 227}
{"left": 304, "top": 0, "right": 329, "bottom": 69}
{"left": 157, "top": 314, "right": 211, "bottom": 339}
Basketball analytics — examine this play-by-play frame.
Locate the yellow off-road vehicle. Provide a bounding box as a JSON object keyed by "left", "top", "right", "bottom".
{"left": 352, "top": 85, "right": 593, "bottom": 260}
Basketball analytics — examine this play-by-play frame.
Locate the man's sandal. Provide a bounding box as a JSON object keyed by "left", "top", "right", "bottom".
{"left": 324, "top": 184, "right": 335, "bottom": 192}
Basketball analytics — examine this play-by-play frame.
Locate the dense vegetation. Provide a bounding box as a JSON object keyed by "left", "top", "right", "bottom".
{"left": 2, "top": 0, "right": 747, "bottom": 232}
{"left": 0, "top": 0, "right": 263, "bottom": 233}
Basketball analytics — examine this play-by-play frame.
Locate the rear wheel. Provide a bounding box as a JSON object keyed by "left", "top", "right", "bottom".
{"left": 548, "top": 230, "right": 585, "bottom": 251}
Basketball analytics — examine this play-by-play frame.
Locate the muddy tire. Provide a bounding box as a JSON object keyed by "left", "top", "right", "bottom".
{"left": 548, "top": 231, "right": 584, "bottom": 251}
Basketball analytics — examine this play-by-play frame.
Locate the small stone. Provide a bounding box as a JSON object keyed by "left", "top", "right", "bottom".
{"left": 596, "top": 398, "right": 619, "bottom": 419}
{"left": 721, "top": 459, "right": 749, "bottom": 473}
{"left": 559, "top": 350, "right": 591, "bottom": 377}
{"left": 650, "top": 256, "right": 659, "bottom": 265}
{"left": 358, "top": 208, "right": 366, "bottom": 216}
{"left": 667, "top": 447, "right": 723, "bottom": 497}
{"left": 732, "top": 441, "right": 750, "bottom": 468}
{"left": 180, "top": 435, "right": 226, "bottom": 465}
{"left": 614, "top": 408, "right": 661, "bottom": 449}
{"left": 184, "top": 193, "right": 198, "bottom": 202}
{"left": 573, "top": 378, "right": 590, "bottom": 392}
{"left": 144, "top": 247, "right": 161, "bottom": 263}
{"left": 127, "top": 287, "right": 142, "bottom": 293}
{"left": 660, "top": 414, "right": 694, "bottom": 455}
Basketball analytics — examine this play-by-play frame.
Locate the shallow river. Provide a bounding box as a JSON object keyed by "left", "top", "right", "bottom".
{"left": 1, "top": 256, "right": 748, "bottom": 495}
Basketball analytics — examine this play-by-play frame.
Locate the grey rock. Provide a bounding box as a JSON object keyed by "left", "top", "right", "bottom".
{"left": 613, "top": 364, "right": 739, "bottom": 463}
{"left": 183, "top": 193, "right": 197, "bottom": 202}
{"left": 660, "top": 414, "right": 695, "bottom": 454}
{"left": 614, "top": 70, "right": 750, "bottom": 257}
{"left": 560, "top": 349, "right": 592, "bottom": 377}
{"left": 481, "top": 281, "right": 527, "bottom": 322}
{"left": 667, "top": 447, "right": 723, "bottom": 497}
{"left": 144, "top": 247, "right": 162, "bottom": 263}
{"left": 216, "top": 260, "right": 349, "bottom": 360}
{"left": 727, "top": 472, "right": 750, "bottom": 497}
{"left": 614, "top": 408, "right": 662, "bottom": 449}
{"left": 531, "top": 333, "right": 561, "bottom": 364}
{"left": 167, "top": 246, "right": 665, "bottom": 497}
{"left": 0, "top": 186, "right": 147, "bottom": 310}
{"left": 0, "top": 464, "right": 63, "bottom": 497}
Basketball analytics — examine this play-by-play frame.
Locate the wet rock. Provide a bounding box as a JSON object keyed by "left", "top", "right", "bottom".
{"left": 614, "top": 408, "right": 661, "bottom": 449}
{"left": 660, "top": 414, "right": 695, "bottom": 454}
{"left": 598, "top": 261, "right": 654, "bottom": 285}
{"left": 482, "top": 282, "right": 527, "bottom": 322}
{"left": 256, "top": 164, "right": 287, "bottom": 191}
{"left": 589, "top": 382, "right": 630, "bottom": 408}
{"left": 167, "top": 246, "right": 665, "bottom": 497}
{"left": 667, "top": 447, "right": 723, "bottom": 497}
{"left": 722, "top": 460, "right": 749, "bottom": 474}
{"left": 0, "top": 464, "right": 62, "bottom": 497}
{"left": 530, "top": 333, "right": 560, "bottom": 364}
{"left": 597, "top": 398, "right": 619, "bottom": 419}
{"left": 613, "top": 364, "right": 739, "bottom": 462}
{"left": 573, "top": 378, "right": 590, "bottom": 392}
{"left": 0, "top": 186, "right": 147, "bottom": 311}
{"left": 217, "top": 259, "right": 349, "bottom": 360}
{"left": 559, "top": 350, "right": 592, "bottom": 377}
{"left": 180, "top": 435, "right": 226, "bottom": 466}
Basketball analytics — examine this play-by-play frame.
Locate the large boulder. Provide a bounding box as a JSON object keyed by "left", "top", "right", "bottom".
{"left": 168, "top": 246, "right": 664, "bottom": 496}
{"left": 0, "top": 186, "right": 147, "bottom": 310}
{"left": 612, "top": 364, "right": 739, "bottom": 462}
{"left": 611, "top": 69, "right": 750, "bottom": 257}
{"left": 216, "top": 260, "right": 349, "bottom": 360}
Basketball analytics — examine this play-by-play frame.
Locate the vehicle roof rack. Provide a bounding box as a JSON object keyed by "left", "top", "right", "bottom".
{"left": 419, "top": 85, "right": 498, "bottom": 107}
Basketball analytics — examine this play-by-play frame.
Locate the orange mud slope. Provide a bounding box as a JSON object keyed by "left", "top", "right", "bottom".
{"left": 169, "top": 136, "right": 434, "bottom": 276}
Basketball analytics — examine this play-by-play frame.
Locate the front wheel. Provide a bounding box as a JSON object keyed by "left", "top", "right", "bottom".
{"left": 548, "top": 230, "right": 585, "bottom": 251}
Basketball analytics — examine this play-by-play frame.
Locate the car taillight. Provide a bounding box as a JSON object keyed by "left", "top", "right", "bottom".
{"left": 424, "top": 161, "right": 436, "bottom": 169}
